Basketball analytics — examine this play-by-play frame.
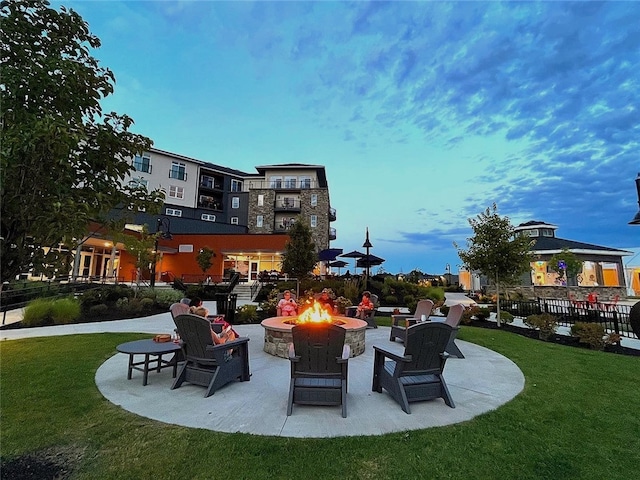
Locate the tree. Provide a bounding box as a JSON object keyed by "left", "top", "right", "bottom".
{"left": 0, "top": 0, "right": 164, "bottom": 283}
{"left": 281, "top": 216, "right": 317, "bottom": 279}
{"left": 196, "top": 247, "right": 216, "bottom": 278}
{"left": 548, "top": 248, "right": 583, "bottom": 286}
{"left": 455, "top": 204, "right": 533, "bottom": 326}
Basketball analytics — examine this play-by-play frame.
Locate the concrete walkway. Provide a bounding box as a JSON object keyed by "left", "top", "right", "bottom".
{"left": 2, "top": 309, "right": 525, "bottom": 438}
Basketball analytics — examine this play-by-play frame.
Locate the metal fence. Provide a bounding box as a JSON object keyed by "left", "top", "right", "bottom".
{"left": 502, "top": 298, "right": 636, "bottom": 339}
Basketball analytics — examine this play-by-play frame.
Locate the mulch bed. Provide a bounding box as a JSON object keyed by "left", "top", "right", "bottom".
{"left": 465, "top": 319, "right": 640, "bottom": 356}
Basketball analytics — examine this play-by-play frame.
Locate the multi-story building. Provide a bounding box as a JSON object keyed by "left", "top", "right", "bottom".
{"left": 110, "top": 148, "right": 338, "bottom": 283}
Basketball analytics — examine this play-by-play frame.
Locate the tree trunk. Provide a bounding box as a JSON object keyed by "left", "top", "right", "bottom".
{"left": 496, "top": 276, "right": 502, "bottom": 327}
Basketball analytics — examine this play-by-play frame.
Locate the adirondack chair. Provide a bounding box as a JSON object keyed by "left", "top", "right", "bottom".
{"left": 372, "top": 322, "right": 455, "bottom": 414}
{"left": 443, "top": 304, "right": 465, "bottom": 359}
{"left": 287, "top": 323, "right": 350, "bottom": 418}
{"left": 389, "top": 299, "right": 435, "bottom": 342}
{"left": 171, "top": 314, "right": 250, "bottom": 397}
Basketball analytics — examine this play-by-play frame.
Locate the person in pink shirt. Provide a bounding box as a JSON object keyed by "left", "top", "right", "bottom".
{"left": 277, "top": 290, "right": 298, "bottom": 316}
{"left": 355, "top": 291, "right": 375, "bottom": 319}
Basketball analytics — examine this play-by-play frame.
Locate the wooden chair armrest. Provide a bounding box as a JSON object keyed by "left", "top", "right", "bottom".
{"left": 339, "top": 344, "right": 350, "bottom": 361}
{"left": 372, "top": 345, "right": 411, "bottom": 363}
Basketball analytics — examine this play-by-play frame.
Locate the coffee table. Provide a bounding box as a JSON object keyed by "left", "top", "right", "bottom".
{"left": 116, "top": 339, "right": 182, "bottom": 386}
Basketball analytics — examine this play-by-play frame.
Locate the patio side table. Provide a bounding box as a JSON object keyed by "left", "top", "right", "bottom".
{"left": 116, "top": 339, "right": 182, "bottom": 386}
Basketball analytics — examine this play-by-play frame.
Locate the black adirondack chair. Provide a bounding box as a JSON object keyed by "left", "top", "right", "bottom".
{"left": 389, "top": 299, "right": 435, "bottom": 342}
{"left": 372, "top": 322, "right": 455, "bottom": 414}
{"left": 287, "top": 323, "right": 350, "bottom": 418}
{"left": 171, "top": 314, "right": 250, "bottom": 397}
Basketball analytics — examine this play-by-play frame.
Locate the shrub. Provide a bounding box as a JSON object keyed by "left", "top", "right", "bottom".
{"left": 461, "top": 306, "right": 479, "bottom": 325}
{"left": 525, "top": 313, "right": 557, "bottom": 340}
{"left": 497, "top": 311, "right": 514, "bottom": 324}
{"left": 342, "top": 278, "right": 360, "bottom": 302}
{"left": 50, "top": 297, "right": 81, "bottom": 325}
{"left": 385, "top": 295, "right": 398, "bottom": 305}
{"left": 153, "top": 289, "right": 183, "bottom": 308}
{"left": 570, "top": 322, "right": 620, "bottom": 350}
{"left": 139, "top": 298, "right": 154, "bottom": 311}
{"left": 115, "top": 297, "right": 129, "bottom": 309}
{"left": 404, "top": 295, "right": 416, "bottom": 314}
{"left": 476, "top": 307, "right": 491, "bottom": 320}
{"left": 334, "top": 296, "right": 352, "bottom": 314}
{"left": 235, "top": 304, "right": 259, "bottom": 324}
{"left": 22, "top": 298, "right": 54, "bottom": 327}
{"left": 439, "top": 305, "right": 450, "bottom": 316}
{"left": 89, "top": 304, "right": 109, "bottom": 317}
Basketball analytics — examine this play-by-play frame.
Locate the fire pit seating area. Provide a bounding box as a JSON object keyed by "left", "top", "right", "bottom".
{"left": 261, "top": 300, "right": 368, "bottom": 358}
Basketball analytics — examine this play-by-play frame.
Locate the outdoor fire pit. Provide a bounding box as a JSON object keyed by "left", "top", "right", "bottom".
{"left": 261, "top": 302, "right": 368, "bottom": 358}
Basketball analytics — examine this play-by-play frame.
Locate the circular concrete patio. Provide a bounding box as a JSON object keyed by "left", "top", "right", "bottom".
{"left": 96, "top": 323, "right": 525, "bottom": 438}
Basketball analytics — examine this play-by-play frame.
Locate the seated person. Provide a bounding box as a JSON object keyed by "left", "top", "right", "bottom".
{"left": 355, "top": 291, "right": 375, "bottom": 319}
{"left": 316, "top": 288, "right": 336, "bottom": 314}
{"left": 190, "top": 306, "right": 237, "bottom": 346}
{"left": 277, "top": 290, "right": 298, "bottom": 316}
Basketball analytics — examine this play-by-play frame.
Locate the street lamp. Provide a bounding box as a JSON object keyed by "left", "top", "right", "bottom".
{"left": 445, "top": 263, "right": 451, "bottom": 285}
{"left": 362, "top": 227, "right": 373, "bottom": 287}
{"left": 150, "top": 217, "right": 172, "bottom": 288}
{"left": 630, "top": 172, "right": 640, "bottom": 225}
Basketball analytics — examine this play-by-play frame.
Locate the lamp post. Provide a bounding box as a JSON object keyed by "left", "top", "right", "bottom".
{"left": 445, "top": 263, "right": 451, "bottom": 286}
{"left": 150, "top": 217, "right": 172, "bottom": 288}
{"left": 362, "top": 227, "right": 373, "bottom": 288}
{"left": 630, "top": 172, "right": 640, "bottom": 225}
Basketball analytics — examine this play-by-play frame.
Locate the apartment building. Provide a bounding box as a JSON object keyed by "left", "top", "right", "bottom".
{"left": 111, "top": 148, "right": 338, "bottom": 283}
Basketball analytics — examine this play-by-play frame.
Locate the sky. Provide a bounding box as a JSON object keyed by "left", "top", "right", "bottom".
{"left": 55, "top": 0, "right": 640, "bottom": 275}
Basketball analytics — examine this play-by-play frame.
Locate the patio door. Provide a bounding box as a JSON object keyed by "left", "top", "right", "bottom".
{"left": 250, "top": 261, "right": 259, "bottom": 280}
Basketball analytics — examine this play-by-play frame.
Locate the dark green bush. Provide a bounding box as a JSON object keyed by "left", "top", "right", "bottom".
{"left": 23, "top": 297, "right": 81, "bottom": 326}
{"left": 89, "top": 304, "right": 109, "bottom": 317}
{"left": 439, "top": 305, "right": 450, "bottom": 316}
{"left": 384, "top": 295, "right": 398, "bottom": 305}
{"left": 139, "top": 298, "right": 154, "bottom": 310}
{"left": 569, "top": 322, "right": 620, "bottom": 350}
{"left": 22, "top": 299, "right": 54, "bottom": 327}
{"left": 51, "top": 297, "right": 81, "bottom": 325}
{"left": 525, "top": 313, "right": 557, "bottom": 340}
{"left": 235, "top": 305, "right": 259, "bottom": 324}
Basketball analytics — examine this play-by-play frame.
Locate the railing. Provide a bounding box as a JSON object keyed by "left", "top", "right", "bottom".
{"left": 250, "top": 280, "right": 262, "bottom": 300}
{"left": 180, "top": 274, "right": 224, "bottom": 284}
{"left": 502, "top": 298, "right": 637, "bottom": 339}
{"left": 227, "top": 272, "right": 241, "bottom": 293}
{"left": 169, "top": 170, "right": 187, "bottom": 181}
{"left": 248, "top": 180, "right": 318, "bottom": 190}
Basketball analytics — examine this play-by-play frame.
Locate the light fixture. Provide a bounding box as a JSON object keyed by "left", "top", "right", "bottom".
{"left": 630, "top": 172, "right": 640, "bottom": 225}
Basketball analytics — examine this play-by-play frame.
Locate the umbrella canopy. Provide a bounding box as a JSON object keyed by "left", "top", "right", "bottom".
{"left": 340, "top": 250, "right": 365, "bottom": 259}
{"left": 356, "top": 254, "right": 385, "bottom": 268}
{"left": 339, "top": 250, "right": 366, "bottom": 273}
{"left": 318, "top": 248, "right": 343, "bottom": 262}
{"left": 329, "top": 260, "right": 348, "bottom": 267}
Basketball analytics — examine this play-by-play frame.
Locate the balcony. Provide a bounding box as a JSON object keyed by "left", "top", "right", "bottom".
{"left": 134, "top": 162, "right": 152, "bottom": 174}
{"left": 329, "top": 207, "right": 336, "bottom": 222}
{"left": 275, "top": 197, "right": 301, "bottom": 212}
{"left": 329, "top": 227, "right": 336, "bottom": 240}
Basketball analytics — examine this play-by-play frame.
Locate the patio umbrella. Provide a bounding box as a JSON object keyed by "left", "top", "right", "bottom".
{"left": 328, "top": 260, "right": 348, "bottom": 275}
{"left": 318, "top": 248, "right": 343, "bottom": 262}
{"left": 339, "top": 250, "right": 366, "bottom": 273}
{"left": 356, "top": 254, "right": 385, "bottom": 270}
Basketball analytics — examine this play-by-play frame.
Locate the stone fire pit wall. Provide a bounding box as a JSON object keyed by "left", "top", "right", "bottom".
{"left": 261, "top": 316, "right": 368, "bottom": 358}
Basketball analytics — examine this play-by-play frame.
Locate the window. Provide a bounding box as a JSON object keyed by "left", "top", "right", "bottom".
{"left": 232, "top": 197, "right": 240, "bottom": 209}
{"left": 133, "top": 153, "right": 151, "bottom": 173}
{"left": 169, "top": 161, "right": 187, "bottom": 181}
{"left": 284, "top": 176, "right": 297, "bottom": 188}
{"left": 310, "top": 215, "right": 317, "bottom": 227}
{"left": 168, "top": 185, "right": 184, "bottom": 199}
{"left": 201, "top": 213, "right": 216, "bottom": 222}
{"left": 128, "top": 177, "right": 148, "bottom": 188}
{"left": 542, "top": 229, "right": 554, "bottom": 237}
{"left": 282, "top": 197, "right": 294, "bottom": 208}
{"left": 257, "top": 194, "right": 264, "bottom": 207}
{"left": 269, "top": 176, "right": 283, "bottom": 188}
{"left": 256, "top": 215, "right": 263, "bottom": 228}
{"left": 311, "top": 194, "right": 318, "bottom": 207}
{"left": 299, "top": 176, "right": 311, "bottom": 189}
{"left": 166, "top": 208, "right": 182, "bottom": 217}
{"left": 231, "top": 217, "right": 239, "bottom": 225}
{"left": 231, "top": 179, "right": 243, "bottom": 192}
{"left": 200, "top": 174, "right": 214, "bottom": 189}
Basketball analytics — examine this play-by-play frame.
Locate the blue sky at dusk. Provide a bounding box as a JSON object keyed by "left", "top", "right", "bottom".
{"left": 57, "top": 1, "right": 640, "bottom": 275}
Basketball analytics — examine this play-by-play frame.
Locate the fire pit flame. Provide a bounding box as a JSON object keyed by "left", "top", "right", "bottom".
{"left": 296, "top": 301, "right": 333, "bottom": 324}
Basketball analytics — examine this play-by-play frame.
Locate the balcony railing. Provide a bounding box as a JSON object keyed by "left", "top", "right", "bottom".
{"left": 248, "top": 180, "right": 319, "bottom": 190}
{"left": 134, "top": 162, "right": 152, "bottom": 174}
{"left": 169, "top": 170, "right": 187, "bottom": 181}
{"left": 329, "top": 227, "right": 336, "bottom": 240}
{"left": 329, "top": 207, "right": 336, "bottom": 221}
{"left": 276, "top": 198, "right": 300, "bottom": 209}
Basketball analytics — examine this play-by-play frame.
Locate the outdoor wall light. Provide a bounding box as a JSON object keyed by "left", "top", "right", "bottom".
{"left": 630, "top": 172, "right": 640, "bottom": 225}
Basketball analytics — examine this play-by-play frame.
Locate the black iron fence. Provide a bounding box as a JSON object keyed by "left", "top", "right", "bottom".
{"left": 502, "top": 298, "right": 636, "bottom": 339}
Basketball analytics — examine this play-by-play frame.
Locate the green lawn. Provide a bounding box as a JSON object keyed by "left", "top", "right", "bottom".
{"left": 1, "top": 328, "right": 639, "bottom": 479}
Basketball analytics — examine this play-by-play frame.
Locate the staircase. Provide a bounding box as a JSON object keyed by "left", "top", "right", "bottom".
{"left": 232, "top": 283, "right": 256, "bottom": 305}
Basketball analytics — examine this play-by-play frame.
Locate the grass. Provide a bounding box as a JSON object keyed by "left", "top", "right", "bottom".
{"left": 1, "top": 328, "right": 639, "bottom": 479}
